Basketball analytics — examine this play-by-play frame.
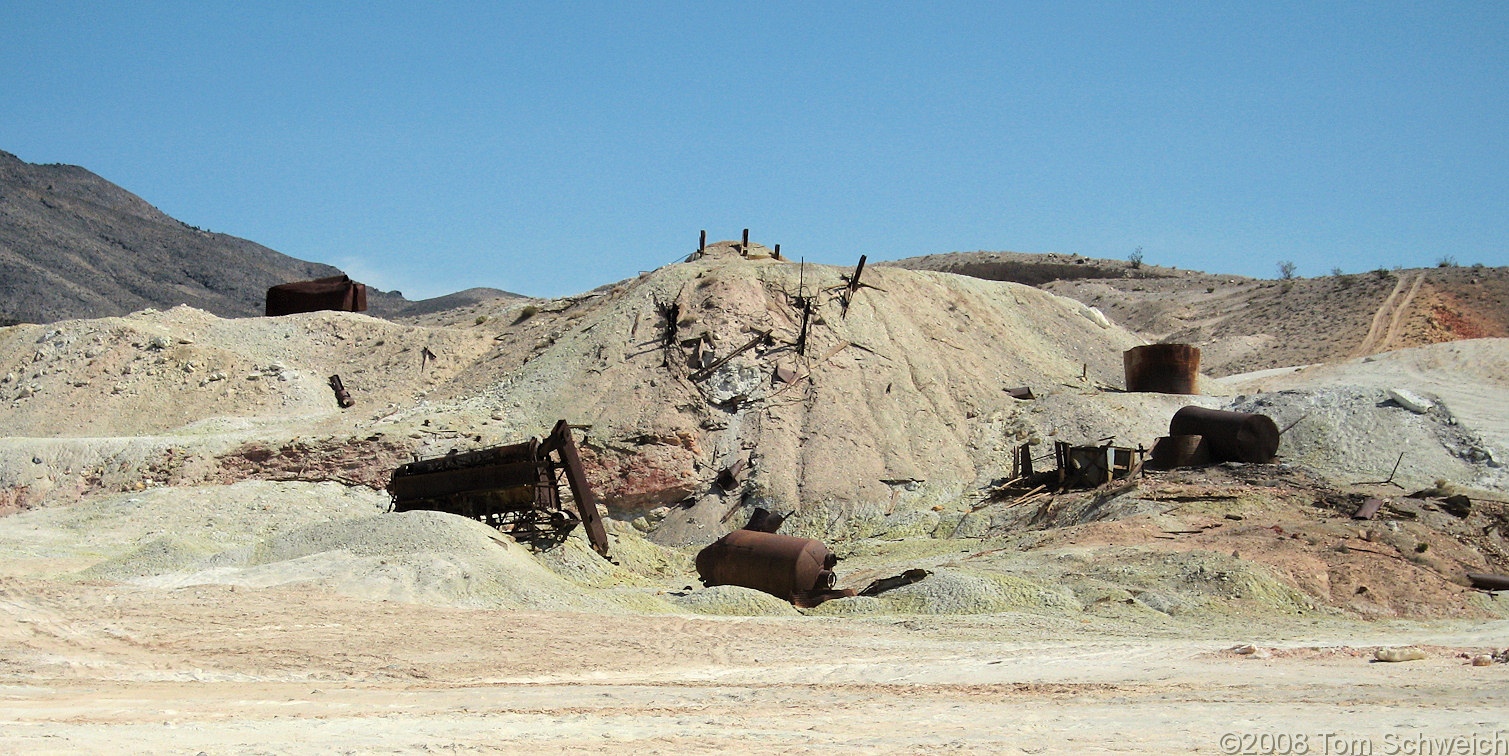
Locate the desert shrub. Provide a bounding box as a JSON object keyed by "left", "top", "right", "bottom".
{"left": 512, "top": 305, "right": 539, "bottom": 324}
{"left": 1330, "top": 267, "right": 1344, "bottom": 277}
{"left": 1128, "top": 246, "right": 1144, "bottom": 269}
{"left": 1277, "top": 260, "right": 1297, "bottom": 280}
{"left": 1437, "top": 256, "right": 1458, "bottom": 268}
{"left": 474, "top": 315, "right": 488, "bottom": 325}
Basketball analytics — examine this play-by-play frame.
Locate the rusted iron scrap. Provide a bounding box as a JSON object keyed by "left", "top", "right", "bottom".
{"left": 1123, "top": 344, "right": 1200, "bottom": 394}
{"left": 695, "top": 529, "right": 855, "bottom": 607}
{"left": 741, "top": 506, "right": 786, "bottom": 533}
{"left": 387, "top": 419, "right": 610, "bottom": 558}
{"left": 327, "top": 374, "right": 354, "bottom": 408}
{"left": 1467, "top": 573, "right": 1509, "bottom": 592}
{"left": 1166, "top": 406, "right": 1280, "bottom": 465}
{"left": 265, "top": 275, "right": 367, "bottom": 317}
{"left": 858, "top": 568, "right": 930, "bottom": 597}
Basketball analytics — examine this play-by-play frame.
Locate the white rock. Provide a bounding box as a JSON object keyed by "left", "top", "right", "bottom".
{"left": 1082, "top": 305, "right": 1111, "bottom": 329}
{"left": 1386, "top": 389, "right": 1433, "bottom": 414}
{"left": 1374, "top": 646, "right": 1426, "bottom": 662}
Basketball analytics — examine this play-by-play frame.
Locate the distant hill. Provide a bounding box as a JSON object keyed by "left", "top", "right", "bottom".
{"left": 0, "top": 150, "right": 523, "bottom": 325}
{"left": 885, "top": 250, "right": 1509, "bottom": 376}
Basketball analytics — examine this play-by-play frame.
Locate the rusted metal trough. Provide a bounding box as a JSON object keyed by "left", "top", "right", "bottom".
{"left": 695, "top": 529, "right": 853, "bottom": 607}
{"left": 387, "top": 420, "right": 610, "bottom": 558}
{"left": 1124, "top": 344, "right": 1200, "bottom": 394}
{"left": 266, "top": 274, "right": 368, "bottom": 317}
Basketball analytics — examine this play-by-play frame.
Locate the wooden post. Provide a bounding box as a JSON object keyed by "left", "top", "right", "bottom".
{"left": 841, "top": 254, "right": 867, "bottom": 316}
{"left": 773, "top": 243, "right": 781, "bottom": 260}
{"left": 742, "top": 228, "right": 750, "bottom": 257}
{"left": 699, "top": 229, "right": 706, "bottom": 254}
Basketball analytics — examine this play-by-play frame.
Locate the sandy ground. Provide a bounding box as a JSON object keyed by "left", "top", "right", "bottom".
{"left": 3, "top": 578, "right": 1508, "bottom": 755}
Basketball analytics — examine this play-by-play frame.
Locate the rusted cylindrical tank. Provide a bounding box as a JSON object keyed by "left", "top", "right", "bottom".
{"left": 1124, "top": 344, "right": 1201, "bottom": 394}
{"left": 695, "top": 530, "right": 837, "bottom": 603}
{"left": 1149, "top": 434, "right": 1211, "bottom": 469}
{"left": 1168, "top": 406, "right": 1280, "bottom": 463}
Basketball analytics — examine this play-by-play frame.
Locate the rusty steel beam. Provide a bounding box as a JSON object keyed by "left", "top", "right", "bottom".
{"left": 1467, "top": 573, "right": 1509, "bottom": 591}
{"left": 545, "top": 419, "right": 610, "bottom": 558}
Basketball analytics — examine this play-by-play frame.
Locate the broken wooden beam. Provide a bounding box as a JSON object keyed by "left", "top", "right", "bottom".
{"left": 689, "top": 329, "right": 772, "bottom": 383}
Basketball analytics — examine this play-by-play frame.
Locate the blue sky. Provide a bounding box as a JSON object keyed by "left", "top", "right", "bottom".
{"left": 4, "top": 2, "right": 1505, "bottom": 299}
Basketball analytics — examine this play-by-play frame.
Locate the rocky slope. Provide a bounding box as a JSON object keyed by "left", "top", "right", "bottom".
{"left": 886, "top": 251, "right": 1509, "bottom": 376}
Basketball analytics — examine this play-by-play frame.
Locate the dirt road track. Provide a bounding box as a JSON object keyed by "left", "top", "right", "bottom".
{"left": 1354, "top": 272, "right": 1425, "bottom": 358}
{"left": 2, "top": 580, "right": 1506, "bottom": 754}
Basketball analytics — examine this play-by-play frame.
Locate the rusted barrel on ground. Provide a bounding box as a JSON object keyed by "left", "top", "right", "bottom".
{"left": 695, "top": 530, "right": 837, "bottom": 603}
{"left": 1168, "top": 407, "right": 1280, "bottom": 463}
{"left": 1149, "top": 434, "right": 1210, "bottom": 469}
{"left": 1124, "top": 344, "right": 1200, "bottom": 394}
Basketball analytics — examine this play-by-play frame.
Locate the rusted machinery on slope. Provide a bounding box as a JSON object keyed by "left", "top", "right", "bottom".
{"left": 266, "top": 274, "right": 368, "bottom": 317}
{"left": 387, "top": 420, "right": 610, "bottom": 558}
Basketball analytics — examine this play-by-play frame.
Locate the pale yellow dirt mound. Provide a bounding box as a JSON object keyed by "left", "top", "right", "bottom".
{"left": 2, "top": 253, "right": 1195, "bottom": 540}
{"left": 0, "top": 304, "right": 495, "bottom": 437}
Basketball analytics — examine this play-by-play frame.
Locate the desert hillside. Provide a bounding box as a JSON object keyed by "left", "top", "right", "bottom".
{"left": 4, "top": 239, "right": 1509, "bottom": 753}
{"left": 887, "top": 250, "right": 1509, "bottom": 376}
{"left": 0, "top": 151, "right": 525, "bottom": 324}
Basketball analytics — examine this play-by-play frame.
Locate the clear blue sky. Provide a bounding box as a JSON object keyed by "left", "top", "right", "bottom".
{"left": 4, "top": 2, "right": 1505, "bottom": 299}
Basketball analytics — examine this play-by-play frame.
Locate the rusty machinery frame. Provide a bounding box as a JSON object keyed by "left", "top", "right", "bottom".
{"left": 387, "top": 420, "right": 610, "bottom": 558}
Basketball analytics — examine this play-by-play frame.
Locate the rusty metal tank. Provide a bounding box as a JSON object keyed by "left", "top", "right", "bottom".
{"left": 1124, "top": 344, "right": 1201, "bottom": 394}
{"left": 1168, "top": 406, "right": 1280, "bottom": 463}
{"left": 695, "top": 530, "right": 837, "bottom": 603}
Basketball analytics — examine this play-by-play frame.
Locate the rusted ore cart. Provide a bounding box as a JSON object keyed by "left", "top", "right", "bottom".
{"left": 387, "top": 420, "right": 611, "bottom": 558}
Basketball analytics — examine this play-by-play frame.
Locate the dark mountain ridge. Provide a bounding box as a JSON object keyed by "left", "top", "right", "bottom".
{"left": 0, "top": 151, "right": 521, "bottom": 325}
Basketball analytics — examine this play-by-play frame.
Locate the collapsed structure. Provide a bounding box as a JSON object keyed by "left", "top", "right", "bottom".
{"left": 387, "top": 420, "right": 610, "bottom": 558}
